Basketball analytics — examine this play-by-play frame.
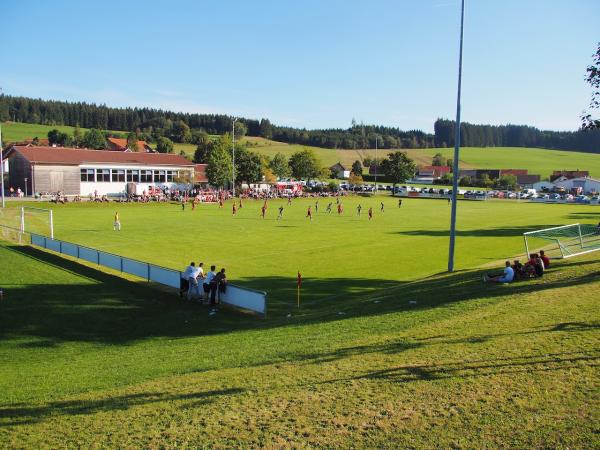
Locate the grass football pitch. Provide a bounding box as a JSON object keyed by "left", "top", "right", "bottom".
{"left": 0, "top": 197, "right": 598, "bottom": 448}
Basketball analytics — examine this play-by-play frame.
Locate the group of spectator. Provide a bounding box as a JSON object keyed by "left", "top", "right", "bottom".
{"left": 485, "top": 250, "right": 550, "bottom": 283}
{"left": 180, "top": 262, "right": 227, "bottom": 315}
{"left": 8, "top": 187, "right": 24, "bottom": 198}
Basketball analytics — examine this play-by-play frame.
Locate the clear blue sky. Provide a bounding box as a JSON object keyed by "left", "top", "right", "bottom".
{"left": 2, "top": 0, "right": 598, "bottom": 132}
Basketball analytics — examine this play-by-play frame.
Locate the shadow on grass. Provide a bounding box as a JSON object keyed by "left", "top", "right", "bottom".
{"left": 317, "top": 350, "right": 600, "bottom": 385}
{"left": 388, "top": 224, "right": 563, "bottom": 238}
{"left": 0, "top": 387, "right": 245, "bottom": 427}
{"left": 1, "top": 244, "right": 598, "bottom": 345}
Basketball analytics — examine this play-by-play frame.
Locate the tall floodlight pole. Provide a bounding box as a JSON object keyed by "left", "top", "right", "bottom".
{"left": 232, "top": 118, "right": 237, "bottom": 197}
{"left": 448, "top": 0, "right": 465, "bottom": 272}
{"left": 374, "top": 136, "right": 378, "bottom": 193}
{"left": 0, "top": 120, "right": 4, "bottom": 208}
{"left": 0, "top": 87, "right": 4, "bottom": 208}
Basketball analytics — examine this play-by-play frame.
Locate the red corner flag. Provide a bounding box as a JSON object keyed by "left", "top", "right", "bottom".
{"left": 297, "top": 271, "right": 302, "bottom": 287}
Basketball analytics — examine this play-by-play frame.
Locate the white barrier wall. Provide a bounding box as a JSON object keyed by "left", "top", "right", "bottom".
{"left": 28, "top": 233, "right": 267, "bottom": 316}
{"left": 220, "top": 284, "right": 268, "bottom": 315}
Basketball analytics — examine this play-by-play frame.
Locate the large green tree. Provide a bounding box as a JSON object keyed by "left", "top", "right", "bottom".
{"left": 233, "top": 121, "right": 247, "bottom": 141}
{"left": 207, "top": 135, "right": 233, "bottom": 188}
{"left": 126, "top": 132, "right": 138, "bottom": 151}
{"left": 351, "top": 160, "right": 362, "bottom": 176}
{"left": 234, "top": 146, "right": 263, "bottom": 186}
{"left": 268, "top": 152, "right": 291, "bottom": 179}
{"left": 381, "top": 152, "right": 416, "bottom": 187}
{"left": 170, "top": 120, "right": 192, "bottom": 143}
{"left": 156, "top": 136, "right": 174, "bottom": 153}
{"left": 431, "top": 153, "right": 445, "bottom": 166}
{"left": 288, "top": 148, "right": 321, "bottom": 181}
{"left": 194, "top": 134, "right": 214, "bottom": 163}
{"left": 82, "top": 129, "right": 106, "bottom": 149}
{"left": 259, "top": 118, "right": 273, "bottom": 139}
{"left": 582, "top": 42, "right": 600, "bottom": 130}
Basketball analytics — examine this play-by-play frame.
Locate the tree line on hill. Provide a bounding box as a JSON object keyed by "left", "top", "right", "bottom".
{"left": 434, "top": 119, "right": 600, "bottom": 153}
{"left": 195, "top": 133, "right": 417, "bottom": 189}
{"left": 1, "top": 94, "right": 598, "bottom": 153}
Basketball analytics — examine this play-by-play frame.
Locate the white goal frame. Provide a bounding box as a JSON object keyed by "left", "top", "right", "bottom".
{"left": 523, "top": 223, "right": 600, "bottom": 259}
{"left": 21, "top": 206, "right": 54, "bottom": 239}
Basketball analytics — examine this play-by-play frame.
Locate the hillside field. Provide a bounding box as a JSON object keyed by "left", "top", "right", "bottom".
{"left": 3, "top": 121, "right": 599, "bottom": 179}
{"left": 0, "top": 197, "right": 598, "bottom": 447}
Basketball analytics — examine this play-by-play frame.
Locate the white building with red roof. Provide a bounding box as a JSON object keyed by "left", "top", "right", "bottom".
{"left": 5, "top": 146, "right": 205, "bottom": 196}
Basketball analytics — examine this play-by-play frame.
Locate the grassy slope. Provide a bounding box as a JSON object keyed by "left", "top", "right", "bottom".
{"left": 1, "top": 122, "right": 124, "bottom": 143}
{"left": 242, "top": 137, "right": 600, "bottom": 179}
{"left": 0, "top": 239, "right": 598, "bottom": 448}
{"left": 4, "top": 122, "right": 599, "bottom": 178}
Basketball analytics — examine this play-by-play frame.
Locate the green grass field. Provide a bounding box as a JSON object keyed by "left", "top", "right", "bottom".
{"left": 2, "top": 197, "right": 598, "bottom": 306}
{"left": 0, "top": 197, "right": 598, "bottom": 447}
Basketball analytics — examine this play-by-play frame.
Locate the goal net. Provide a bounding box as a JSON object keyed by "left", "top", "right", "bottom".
{"left": 523, "top": 223, "right": 600, "bottom": 259}
{"left": 0, "top": 206, "right": 54, "bottom": 239}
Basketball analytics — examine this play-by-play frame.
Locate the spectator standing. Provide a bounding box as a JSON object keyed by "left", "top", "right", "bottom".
{"left": 205, "top": 265, "right": 217, "bottom": 304}
{"left": 180, "top": 262, "right": 196, "bottom": 298}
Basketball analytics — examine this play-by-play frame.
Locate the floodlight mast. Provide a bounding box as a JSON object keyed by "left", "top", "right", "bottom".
{"left": 374, "top": 136, "right": 378, "bottom": 191}
{"left": 0, "top": 121, "right": 4, "bottom": 208}
{"left": 448, "top": 0, "right": 465, "bottom": 272}
{"left": 232, "top": 117, "right": 237, "bottom": 197}
{"left": 0, "top": 87, "right": 4, "bottom": 208}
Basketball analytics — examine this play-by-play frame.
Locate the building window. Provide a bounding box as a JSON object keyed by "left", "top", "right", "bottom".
{"left": 111, "top": 169, "right": 125, "bottom": 182}
{"left": 96, "top": 169, "right": 111, "bottom": 182}
{"left": 166, "top": 170, "right": 176, "bottom": 182}
{"left": 140, "top": 170, "right": 153, "bottom": 182}
{"left": 154, "top": 170, "right": 166, "bottom": 182}
{"left": 80, "top": 168, "right": 95, "bottom": 182}
{"left": 126, "top": 169, "right": 139, "bottom": 182}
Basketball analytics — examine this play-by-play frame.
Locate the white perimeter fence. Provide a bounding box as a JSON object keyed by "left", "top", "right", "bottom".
{"left": 28, "top": 233, "right": 267, "bottom": 316}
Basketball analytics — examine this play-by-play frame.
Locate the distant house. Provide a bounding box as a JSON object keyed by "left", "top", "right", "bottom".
{"left": 550, "top": 170, "right": 589, "bottom": 182}
{"left": 458, "top": 169, "right": 478, "bottom": 179}
{"left": 330, "top": 162, "right": 350, "bottom": 179}
{"left": 552, "top": 176, "right": 600, "bottom": 194}
{"left": 418, "top": 165, "right": 451, "bottom": 178}
{"left": 500, "top": 169, "right": 528, "bottom": 176}
{"left": 106, "top": 137, "right": 155, "bottom": 153}
{"left": 515, "top": 174, "right": 541, "bottom": 188}
{"left": 9, "top": 138, "right": 51, "bottom": 147}
{"left": 533, "top": 181, "right": 555, "bottom": 192}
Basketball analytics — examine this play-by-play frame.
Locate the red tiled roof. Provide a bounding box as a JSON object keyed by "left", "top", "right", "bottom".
{"left": 10, "top": 146, "right": 193, "bottom": 166}
{"left": 107, "top": 137, "right": 153, "bottom": 152}
{"left": 500, "top": 169, "right": 528, "bottom": 176}
{"left": 194, "top": 164, "right": 208, "bottom": 183}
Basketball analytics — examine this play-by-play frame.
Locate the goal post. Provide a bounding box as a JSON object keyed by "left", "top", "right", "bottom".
{"left": 23, "top": 206, "right": 54, "bottom": 239}
{"left": 523, "top": 223, "right": 600, "bottom": 259}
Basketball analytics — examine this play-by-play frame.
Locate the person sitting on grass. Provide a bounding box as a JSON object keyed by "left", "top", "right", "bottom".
{"left": 511, "top": 259, "right": 524, "bottom": 280}
{"left": 484, "top": 261, "right": 514, "bottom": 283}
{"left": 539, "top": 250, "right": 550, "bottom": 269}
{"left": 524, "top": 253, "right": 544, "bottom": 278}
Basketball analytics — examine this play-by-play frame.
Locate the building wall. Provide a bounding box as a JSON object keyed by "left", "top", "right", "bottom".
{"left": 33, "top": 165, "right": 80, "bottom": 195}
{"left": 78, "top": 164, "right": 193, "bottom": 196}
{"left": 7, "top": 152, "right": 32, "bottom": 194}
{"left": 553, "top": 178, "right": 600, "bottom": 194}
